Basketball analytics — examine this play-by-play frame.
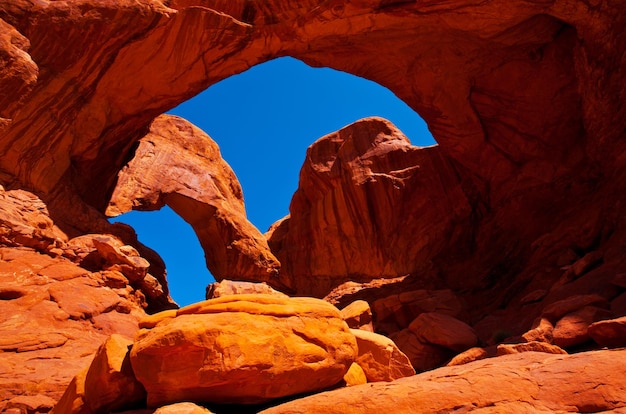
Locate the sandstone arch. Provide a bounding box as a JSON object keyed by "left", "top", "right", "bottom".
{"left": 1, "top": 0, "right": 625, "bottom": 304}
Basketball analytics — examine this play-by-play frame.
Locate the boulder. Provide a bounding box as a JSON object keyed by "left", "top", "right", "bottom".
{"left": 408, "top": 312, "right": 478, "bottom": 352}
{"left": 340, "top": 300, "right": 373, "bottom": 332}
{"left": 522, "top": 317, "right": 554, "bottom": 344}
{"left": 389, "top": 329, "right": 452, "bottom": 372}
{"left": 83, "top": 334, "right": 146, "bottom": 413}
{"left": 130, "top": 294, "right": 357, "bottom": 407}
{"left": 446, "top": 347, "right": 490, "bottom": 366}
{"left": 372, "top": 289, "right": 464, "bottom": 334}
{"left": 588, "top": 316, "right": 626, "bottom": 348}
{"left": 205, "top": 279, "right": 287, "bottom": 300}
{"left": 342, "top": 363, "right": 367, "bottom": 387}
{"left": 52, "top": 334, "right": 146, "bottom": 414}
{"left": 154, "top": 403, "right": 214, "bottom": 414}
{"left": 351, "top": 329, "right": 415, "bottom": 382}
{"left": 541, "top": 295, "right": 609, "bottom": 323}
{"left": 553, "top": 306, "right": 613, "bottom": 348}
{"left": 497, "top": 341, "right": 568, "bottom": 356}
{"left": 49, "top": 368, "right": 88, "bottom": 414}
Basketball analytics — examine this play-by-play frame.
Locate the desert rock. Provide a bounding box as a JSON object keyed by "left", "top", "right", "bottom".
{"left": 497, "top": 341, "right": 568, "bottom": 356}
{"left": 260, "top": 350, "right": 626, "bottom": 413}
{"left": 552, "top": 306, "right": 613, "bottom": 348}
{"left": 351, "top": 329, "right": 415, "bottom": 382}
{"left": 130, "top": 294, "right": 357, "bottom": 407}
{"left": 588, "top": 316, "right": 626, "bottom": 348}
{"left": 107, "top": 115, "right": 285, "bottom": 289}
{"left": 408, "top": 312, "right": 478, "bottom": 352}
{"left": 340, "top": 300, "right": 374, "bottom": 332}
{"left": 205, "top": 279, "right": 287, "bottom": 300}
{"left": 0, "top": 0, "right": 626, "bottom": 410}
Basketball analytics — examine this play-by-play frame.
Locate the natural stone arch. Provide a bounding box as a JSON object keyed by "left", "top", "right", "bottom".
{"left": 1, "top": 0, "right": 625, "bottom": 304}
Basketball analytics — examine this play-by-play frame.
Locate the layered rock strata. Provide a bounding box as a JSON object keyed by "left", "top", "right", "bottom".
{"left": 0, "top": 186, "right": 172, "bottom": 408}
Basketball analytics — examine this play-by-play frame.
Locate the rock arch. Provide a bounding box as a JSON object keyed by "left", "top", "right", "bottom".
{"left": 1, "top": 0, "right": 625, "bottom": 302}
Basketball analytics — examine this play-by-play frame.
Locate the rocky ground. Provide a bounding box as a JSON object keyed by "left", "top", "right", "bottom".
{"left": 1, "top": 0, "right": 626, "bottom": 412}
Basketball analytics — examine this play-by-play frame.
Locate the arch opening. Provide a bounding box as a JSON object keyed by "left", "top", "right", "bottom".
{"left": 111, "top": 56, "right": 436, "bottom": 306}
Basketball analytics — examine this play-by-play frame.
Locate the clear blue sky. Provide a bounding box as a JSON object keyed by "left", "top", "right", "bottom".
{"left": 110, "top": 57, "right": 435, "bottom": 307}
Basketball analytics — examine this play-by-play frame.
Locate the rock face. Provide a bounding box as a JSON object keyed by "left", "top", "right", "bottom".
{"left": 0, "top": 0, "right": 623, "bottom": 304}
{"left": 260, "top": 349, "right": 626, "bottom": 413}
{"left": 108, "top": 115, "right": 285, "bottom": 290}
{"left": 130, "top": 295, "right": 357, "bottom": 407}
{"left": 267, "top": 117, "right": 469, "bottom": 296}
{"left": 0, "top": 187, "right": 168, "bottom": 407}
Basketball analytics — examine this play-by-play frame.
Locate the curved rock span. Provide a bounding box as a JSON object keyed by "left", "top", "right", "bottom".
{"left": 107, "top": 114, "right": 285, "bottom": 289}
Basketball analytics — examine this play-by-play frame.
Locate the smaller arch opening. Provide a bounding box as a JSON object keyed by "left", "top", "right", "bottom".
{"left": 110, "top": 206, "right": 213, "bottom": 307}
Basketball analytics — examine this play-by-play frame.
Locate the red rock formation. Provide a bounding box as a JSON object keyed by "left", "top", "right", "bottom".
{"left": 260, "top": 349, "right": 626, "bottom": 413}
{"left": 350, "top": 329, "right": 415, "bottom": 382}
{"left": 130, "top": 295, "right": 357, "bottom": 407}
{"left": 267, "top": 117, "right": 470, "bottom": 296}
{"left": 108, "top": 114, "right": 285, "bottom": 289}
{"left": 0, "top": 187, "right": 167, "bottom": 408}
{"left": 1, "top": 0, "right": 626, "bottom": 410}
{"left": 52, "top": 334, "right": 146, "bottom": 414}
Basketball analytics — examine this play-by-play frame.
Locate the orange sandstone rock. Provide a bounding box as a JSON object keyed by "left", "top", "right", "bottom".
{"left": 83, "top": 335, "right": 146, "bottom": 413}
{"left": 389, "top": 329, "right": 452, "bottom": 372}
{"left": 260, "top": 350, "right": 626, "bottom": 413}
{"left": 342, "top": 363, "right": 367, "bottom": 387}
{"left": 588, "top": 316, "right": 626, "bottom": 348}
{"left": 497, "top": 341, "right": 568, "bottom": 356}
{"left": 0, "top": 188, "right": 153, "bottom": 406}
{"left": 340, "top": 300, "right": 374, "bottom": 332}
{"left": 351, "top": 329, "right": 415, "bottom": 382}
{"left": 446, "top": 347, "right": 489, "bottom": 367}
{"left": 130, "top": 295, "right": 357, "bottom": 407}
{"left": 205, "top": 279, "right": 287, "bottom": 300}
{"left": 0, "top": 0, "right": 626, "bottom": 409}
{"left": 153, "top": 403, "right": 215, "bottom": 414}
{"left": 408, "top": 312, "right": 478, "bottom": 353}
{"left": 267, "top": 118, "right": 470, "bottom": 297}
{"left": 552, "top": 306, "right": 613, "bottom": 348}
{"left": 108, "top": 115, "right": 285, "bottom": 289}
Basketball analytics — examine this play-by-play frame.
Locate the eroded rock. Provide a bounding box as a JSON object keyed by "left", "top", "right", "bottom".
{"left": 260, "top": 350, "right": 626, "bottom": 413}
{"left": 351, "top": 329, "right": 415, "bottom": 382}
{"left": 130, "top": 295, "right": 357, "bottom": 407}
{"left": 108, "top": 115, "right": 285, "bottom": 289}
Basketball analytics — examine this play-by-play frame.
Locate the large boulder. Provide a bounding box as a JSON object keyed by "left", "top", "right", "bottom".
{"left": 130, "top": 294, "right": 357, "bottom": 407}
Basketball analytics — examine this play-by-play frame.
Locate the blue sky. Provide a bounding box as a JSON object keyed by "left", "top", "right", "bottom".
{"left": 111, "top": 57, "right": 435, "bottom": 307}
